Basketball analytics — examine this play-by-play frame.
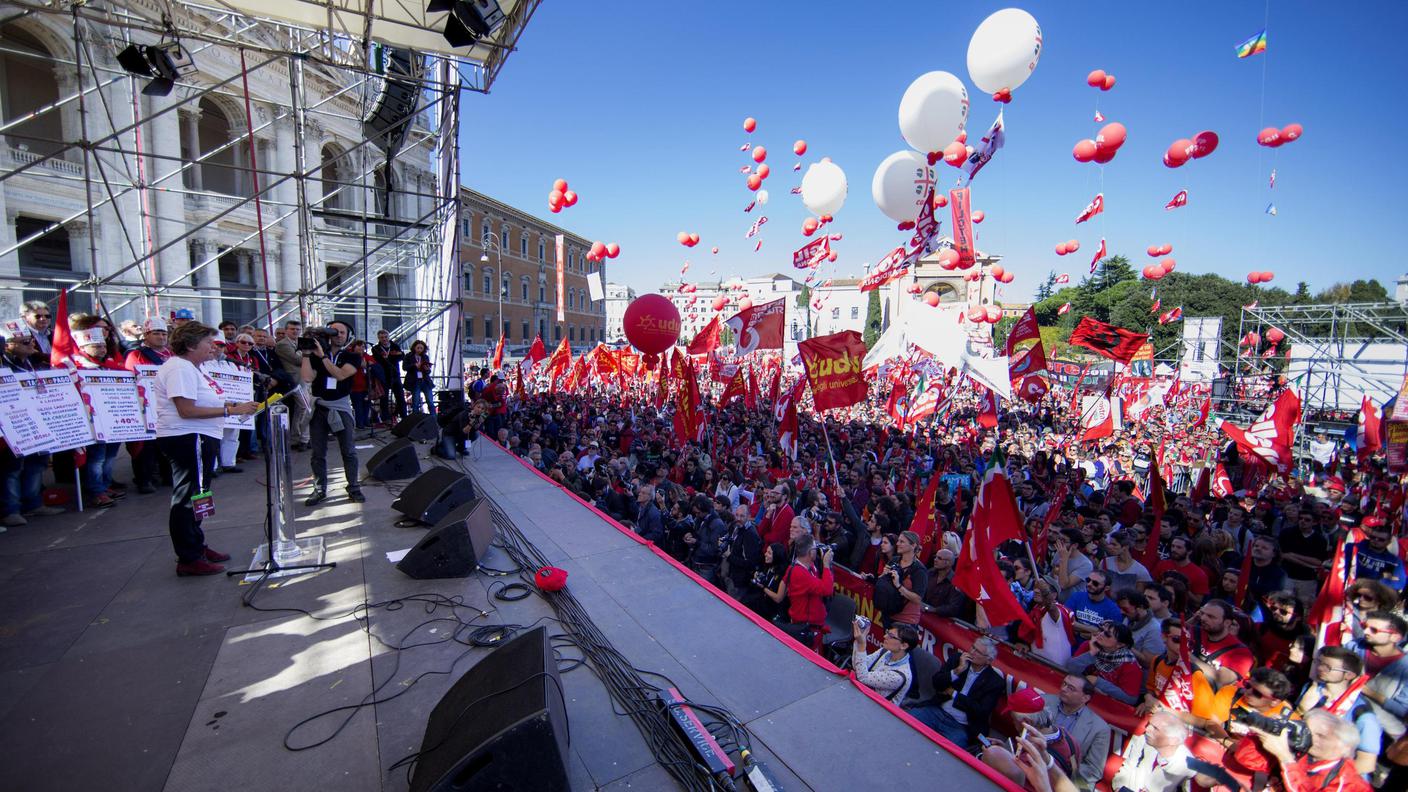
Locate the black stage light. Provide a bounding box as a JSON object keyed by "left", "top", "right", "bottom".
{"left": 116, "top": 41, "right": 197, "bottom": 97}
{"left": 116, "top": 44, "right": 154, "bottom": 77}
{"left": 430, "top": 0, "right": 506, "bottom": 48}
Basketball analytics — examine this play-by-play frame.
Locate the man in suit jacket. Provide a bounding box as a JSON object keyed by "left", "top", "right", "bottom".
{"left": 1042, "top": 675, "right": 1113, "bottom": 790}
{"left": 904, "top": 636, "right": 1005, "bottom": 750}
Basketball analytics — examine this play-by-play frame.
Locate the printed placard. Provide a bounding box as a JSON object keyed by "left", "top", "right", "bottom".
{"left": 22, "top": 369, "right": 95, "bottom": 451}
{"left": 75, "top": 369, "right": 153, "bottom": 443}
{"left": 133, "top": 365, "right": 160, "bottom": 434}
{"left": 0, "top": 368, "right": 56, "bottom": 455}
{"left": 203, "top": 361, "right": 255, "bottom": 429}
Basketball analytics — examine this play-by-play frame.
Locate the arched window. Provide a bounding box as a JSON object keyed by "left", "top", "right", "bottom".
{"left": 501, "top": 273, "right": 510, "bottom": 300}
{"left": 197, "top": 98, "right": 242, "bottom": 196}
{"left": 372, "top": 165, "right": 389, "bottom": 217}
{"left": 482, "top": 268, "right": 492, "bottom": 295}
{"left": 481, "top": 219, "right": 491, "bottom": 246}
{"left": 519, "top": 232, "right": 528, "bottom": 257}
{"left": 520, "top": 276, "right": 530, "bottom": 302}
{"left": 463, "top": 265, "right": 474, "bottom": 293}
{"left": 538, "top": 240, "right": 545, "bottom": 261}
{"left": 567, "top": 288, "right": 573, "bottom": 310}
{"left": 501, "top": 225, "right": 509, "bottom": 250}
{"left": 0, "top": 25, "right": 64, "bottom": 159}
{"left": 568, "top": 251, "right": 575, "bottom": 272}
{"left": 538, "top": 282, "right": 546, "bottom": 303}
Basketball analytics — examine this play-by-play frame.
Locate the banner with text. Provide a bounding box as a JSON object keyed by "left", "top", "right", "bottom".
{"left": 798, "top": 330, "right": 868, "bottom": 411}
{"left": 0, "top": 368, "right": 56, "bottom": 455}
{"left": 75, "top": 370, "right": 154, "bottom": 443}
{"left": 203, "top": 362, "right": 256, "bottom": 430}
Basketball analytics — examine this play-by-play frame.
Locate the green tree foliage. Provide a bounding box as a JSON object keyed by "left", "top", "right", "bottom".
{"left": 1317, "top": 279, "right": 1389, "bottom": 304}
{"left": 1034, "top": 271, "right": 1057, "bottom": 302}
{"left": 863, "top": 289, "right": 883, "bottom": 349}
{"left": 1087, "top": 254, "right": 1136, "bottom": 294}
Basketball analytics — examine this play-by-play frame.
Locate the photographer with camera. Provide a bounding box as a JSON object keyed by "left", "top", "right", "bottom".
{"left": 851, "top": 621, "right": 919, "bottom": 705}
{"left": 874, "top": 530, "right": 928, "bottom": 628}
{"left": 299, "top": 320, "right": 364, "bottom": 506}
{"left": 1294, "top": 646, "right": 1382, "bottom": 777}
{"left": 779, "top": 534, "right": 833, "bottom": 650}
{"left": 1252, "top": 708, "right": 1371, "bottom": 792}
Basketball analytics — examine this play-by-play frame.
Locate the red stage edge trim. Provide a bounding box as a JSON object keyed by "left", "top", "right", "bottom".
{"left": 486, "top": 438, "right": 1025, "bottom": 790}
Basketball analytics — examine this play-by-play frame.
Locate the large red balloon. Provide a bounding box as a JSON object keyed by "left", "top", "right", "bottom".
{"left": 1092, "top": 147, "right": 1117, "bottom": 164}
{"left": 801, "top": 217, "right": 818, "bottom": 236}
{"left": 752, "top": 146, "right": 767, "bottom": 164}
{"left": 1066, "top": 239, "right": 1079, "bottom": 252}
{"left": 1096, "top": 122, "right": 1127, "bottom": 151}
{"left": 932, "top": 193, "right": 948, "bottom": 208}
{"left": 967, "top": 307, "right": 985, "bottom": 322}
{"left": 1261, "top": 271, "right": 1274, "bottom": 283}
{"left": 793, "top": 139, "right": 807, "bottom": 156}
{"left": 552, "top": 178, "right": 568, "bottom": 194}
{"left": 549, "top": 189, "right": 564, "bottom": 206}
{"left": 1056, "top": 242, "right": 1069, "bottom": 256}
{"left": 1073, "top": 139, "right": 1097, "bottom": 162}
{"left": 922, "top": 292, "right": 940, "bottom": 307}
{"left": 1086, "top": 69, "right": 1106, "bottom": 87}
{"left": 1266, "top": 327, "right": 1285, "bottom": 344}
{"left": 1159, "top": 257, "right": 1176, "bottom": 273}
{"left": 1280, "top": 123, "right": 1303, "bottom": 143}
{"left": 677, "top": 231, "right": 690, "bottom": 246}
{"left": 757, "top": 163, "right": 771, "bottom": 179}
{"left": 689, "top": 233, "right": 700, "bottom": 246}
{"left": 590, "top": 241, "right": 606, "bottom": 259}
{"left": 1165, "top": 140, "right": 1192, "bottom": 167}
{"left": 746, "top": 174, "right": 762, "bottom": 191}
{"left": 999, "top": 271, "right": 1014, "bottom": 284}
{"left": 944, "top": 141, "right": 967, "bottom": 166}
{"left": 743, "top": 117, "right": 757, "bottom": 133}
{"left": 1257, "top": 127, "right": 1281, "bottom": 147}
{"left": 1143, "top": 265, "right": 1161, "bottom": 279}
{"left": 1158, "top": 243, "right": 1173, "bottom": 256}
{"left": 1102, "top": 74, "right": 1116, "bottom": 91}
{"left": 1192, "top": 131, "right": 1218, "bottom": 159}
{"left": 622, "top": 294, "right": 680, "bottom": 355}
{"left": 972, "top": 210, "right": 986, "bottom": 223}
{"left": 985, "top": 306, "right": 1003, "bottom": 322}
{"left": 990, "top": 264, "right": 1005, "bottom": 279}
{"left": 1247, "top": 272, "right": 1261, "bottom": 284}
{"left": 1146, "top": 245, "right": 1160, "bottom": 258}
{"left": 605, "top": 242, "right": 620, "bottom": 259}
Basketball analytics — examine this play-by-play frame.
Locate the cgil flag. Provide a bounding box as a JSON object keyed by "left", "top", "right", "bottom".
{"left": 725, "top": 297, "right": 786, "bottom": 356}
{"left": 1069, "top": 316, "right": 1148, "bottom": 364}
{"left": 962, "top": 110, "right": 1005, "bottom": 181}
{"left": 1235, "top": 28, "right": 1267, "bottom": 58}
{"left": 1358, "top": 395, "right": 1383, "bottom": 461}
{"left": 952, "top": 463, "right": 1034, "bottom": 630}
{"left": 1220, "top": 387, "right": 1302, "bottom": 474}
{"left": 1054, "top": 273, "right": 1070, "bottom": 284}
{"left": 1075, "top": 193, "right": 1105, "bottom": 224}
{"left": 1088, "top": 238, "right": 1107, "bottom": 274}
{"left": 745, "top": 215, "right": 769, "bottom": 238}
{"left": 1058, "top": 302, "right": 1071, "bottom": 315}
{"left": 1165, "top": 190, "right": 1188, "bottom": 210}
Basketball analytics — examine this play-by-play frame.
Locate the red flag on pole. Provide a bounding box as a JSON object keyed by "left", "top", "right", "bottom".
{"left": 1358, "top": 395, "right": 1383, "bottom": 460}
{"left": 953, "top": 465, "right": 1034, "bottom": 630}
{"left": 1069, "top": 317, "right": 1148, "bottom": 364}
{"left": 491, "top": 334, "right": 505, "bottom": 371}
{"left": 50, "top": 288, "right": 76, "bottom": 369}
{"left": 526, "top": 334, "right": 547, "bottom": 366}
{"left": 686, "top": 315, "right": 722, "bottom": 356}
{"left": 908, "top": 473, "right": 943, "bottom": 566}
{"left": 797, "top": 330, "right": 868, "bottom": 411}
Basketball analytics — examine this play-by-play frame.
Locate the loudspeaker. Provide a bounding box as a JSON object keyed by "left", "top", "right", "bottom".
{"left": 396, "top": 499, "right": 494, "bottom": 579}
{"left": 363, "top": 47, "right": 420, "bottom": 154}
{"left": 366, "top": 438, "right": 421, "bottom": 480}
{"left": 393, "top": 412, "right": 438, "bottom": 442}
{"left": 408, "top": 626, "right": 568, "bottom": 792}
{"left": 392, "top": 467, "right": 477, "bottom": 525}
{"left": 436, "top": 388, "right": 466, "bottom": 414}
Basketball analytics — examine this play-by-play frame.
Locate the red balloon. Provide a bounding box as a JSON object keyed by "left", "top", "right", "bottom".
{"left": 1143, "top": 265, "right": 1160, "bottom": 279}
{"left": 1073, "top": 139, "right": 1097, "bottom": 162}
{"left": 590, "top": 241, "right": 606, "bottom": 259}
{"left": 746, "top": 174, "right": 762, "bottom": 191}
{"left": 1086, "top": 69, "right": 1106, "bottom": 87}
{"left": 757, "top": 163, "right": 771, "bottom": 179}
{"left": 956, "top": 132, "right": 968, "bottom": 144}
{"left": 549, "top": 205, "right": 562, "bottom": 213}
{"left": 711, "top": 296, "right": 727, "bottom": 312}
{"left": 1102, "top": 74, "right": 1116, "bottom": 90}
{"left": 563, "top": 190, "right": 578, "bottom": 207}
{"left": 1261, "top": 271, "right": 1274, "bottom": 283}
{"left": 972, "top": 210, "right": 986, "bottom": 224}
{"left": 932, "top": 193, "right": 948, "bottom": 208}
{"left": 990, "top": 264, "right": 1005, "bottom": 279}
{"left": 1056, "top": 243, "right": 1069, "bottom": 255}
{"left": 827, "top": 251, "right": 838, "bottom": 263}
{"left": 967, "top": 307, "right": 985, "bottom": 322}
{"left": 923, "top": 292, "right": 940, "bottom": 307}
{"left": 552, "top": 178, "right": 568, "bottom": 194}
{"left": 1280, "top": 123, "right": 1303, "bottom": 143}
{"left": 739, "top": 298, "right": 753, "bottom": 311}
{"left": 1191, "top": 131, "right": 1218, "bottom": 159}
{"left": 622, "top": 294, "right": 680, "bottom": 355}
{"left": 1159, "top": 243, "right": 1173, "bottom": 256}
{"left": 985, "top": 306, "right": 1003, "bottom": 322}
{"left": 549, "top": 189, "right": 564, "bottom": 206}
{"left": 1096, "top": 122, "right": 1127, "bottom": 151}
{"left": 711, "top": 247, "right": 718, "bottom": 254}
{"left": 751, "top": 146, "right": 767, "bottom": 164}
{"left": 793, "top": 139, "right": 807, "bottom": 156}
{"left": 1066, "top": 240, "right": 1079, "bottom": 252}
{"left": 1246, "top": 272, "right": 1260, "bottom": 284}
{"left": 1146, "top": 245, "right": 1160, "bottom": 257}
{"left": 1160, "top": 257, "right": 1176, "bottom": 273}
{"left": 802, "top": 217, "right": 818, "bottom": 236}
{"left": 1165, "top": 140, "right": 1192, "bottom": 167}
{"left": 943, "top": 141, "right": 967, "bottom": 166}
{"left": 1257, "top": 127, "right": 1281, "bottom": 147}
{"left": 677, "top": 231, "right": 690, "bottom": 246}
{"left": 605, "top": 242, "right": 620, "bottom": 259}
{"left": 999, "top": 271, "right": 1014, "bottom": 284}
{"left": 1266, "top": 327, "right": 1285, "bottom": 344}
{"left": 1092, "top": 147, "right": 1117, "bottom": 164}
{"left": 743, "top": 117, "right": 757, "bottom": 133}
{"left": 689, "top": 233, "right": 700, "bottom": 246}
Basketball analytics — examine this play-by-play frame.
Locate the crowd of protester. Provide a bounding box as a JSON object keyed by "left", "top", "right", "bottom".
{"left": 469, "top": 364, "right": 1408, "bottom": 792}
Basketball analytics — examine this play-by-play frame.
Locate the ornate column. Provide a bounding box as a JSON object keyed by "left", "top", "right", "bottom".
{"left": 150, "top": 95, "right": 190, "bottom": 287}
{"left": 180, "top": 107, "right": 203, "bottom": 191}
{"left": 272, "top": 112, "right": 303, "bottom": 299}
{"left": 191, "top": 238, "right": 221, "bottom": 322}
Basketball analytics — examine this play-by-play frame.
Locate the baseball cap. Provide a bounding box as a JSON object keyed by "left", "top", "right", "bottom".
{"left": 1362, "top": 515, "right": 1386, "bottom": 529}
{"left": 173, "top": 308, "right": 195, "bottom": 320}
{"left": 998, "top": 687, "right": 1045, "bottom": 716}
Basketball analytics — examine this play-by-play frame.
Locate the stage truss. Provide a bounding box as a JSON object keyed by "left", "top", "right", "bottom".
{"left": 0, "top": 0, "right": 542, "bottom": 388}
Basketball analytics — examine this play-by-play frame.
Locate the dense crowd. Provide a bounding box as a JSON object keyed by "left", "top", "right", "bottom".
{"left": 470, "top": 365, "right": 1408, "bottom": 792}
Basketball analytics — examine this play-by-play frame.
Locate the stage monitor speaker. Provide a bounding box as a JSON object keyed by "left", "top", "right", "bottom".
{"left": 396, "top": 498, "right": 493, "bottom": 579}
{"left": 393, "top": 412, "right": 438, "bottom": 442}
{"left": 366, "top": 438, "right": 421, "bottom": 480}
{"left": 392, "top": 467, "right": 477, "bottom": 526}
{"left": 408, "top": 626, "right": 568, "bottom": 792}
{"left": 436, "top": 388, "right": 466, "bottom": 414}
{"left": 364, "top": 46, "right": 420, "bottom": 153}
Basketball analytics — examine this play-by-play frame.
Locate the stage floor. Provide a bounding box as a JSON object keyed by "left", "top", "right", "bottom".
{"left": 0, "top": 436, "right": 1001, "bottom": 791}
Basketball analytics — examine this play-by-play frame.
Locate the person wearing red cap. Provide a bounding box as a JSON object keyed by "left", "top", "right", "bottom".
{"left": 1347, "top": 517, "right": 1405, "bottom": 592}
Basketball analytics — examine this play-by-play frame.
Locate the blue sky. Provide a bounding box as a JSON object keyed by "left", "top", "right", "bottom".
{"left": 458, "top": 1, "right": 1407, "bottom": 302}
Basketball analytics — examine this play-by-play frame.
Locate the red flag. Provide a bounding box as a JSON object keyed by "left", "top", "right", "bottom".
{"left": 1004, "top": 307, "right": 1040, "bottom": 356}
{"left": 1034, "top": 482, "right": 1067, "bottom": 565}
{"left": 514, "top": 363, "right": 526, "bottom": 397}
{"left": 1054, "top": 273, "right": 1070, "bottom": 284}
{"left": 491, "top": 334, "right": 505, "bottom": 370}
{"left": 778, "top": 393, "right": 799, "bottom": 460}
{"left": 953, "top": 466, "right": 1034, "bottom": 630}
{"left": 1189, "top": 463, "right": 1210, "bottom": 503}
{"left": 1074, "top": 193, "right": 1105, "bottom": 224}
{"left": 909, "top": 473, "right": 943, "bottom": 565}
{"left": 744, "top": 367, "right": 759, "bottom": 410}
{"left": 949, "top": 187, "right": 977, "bottom": 269}
{"left": 1219, "top": 388, "right": 1301, "bottom": 474}
{"left": 1150, "top": 299, "right": 1162, "bottom": 314}
{"left": 1081, "top": 396, "right": 1117, "bottom": 443}
{"left": 766, "top": 362, "right": 782, "bottom": 406}
{"left": 1008, "top": 340, "right": 1047, "bottom": 382}
{"left": 1358, "top": 395, "right": 1383, "bottom": 460}
{"left": 563, "top": 354, "right": 589, "bottom": 392}
{"left": 724, "top": 297, "right": 785, "bottom": 356}
{"left": 1190, "top": 397, "right": 1211, "bottom": 430}
{"left": 1212, "top": 464, "right": 1233, "bottom": 497}
{"left": 1142, "top": 464, "right": 1168, "bottom": 571}
{"left": 886, "top": 377, "right": 910, "bottom": 426}
{"left": 1069, "top": 316, "right": 1148, "bottom": 364}
{"left": 546, "top": 337, "right": 571, "bottom": 389}
{"left": 1057, "top": 302, "right": 1071, "bottom": 316}
{"left": 686, "top": 315, "right": 722, "bottom": 356}
{"left": 720, "top": 368, "right": 747, "bottom": 405}
{"left": 654, "top": 358, "right": 670, "bottom": 409}
{"left": 1088, "top": 238, "right": 1107, "bottom": 274}
{"left": 1159, "top": 306, "right": 1183, "bottom": 325}
{"left": 1165, "top": 189, "right": 1188, "bottom": 210}
{"left": 1018, "top": 375, "right": 1049, "bottom": 403}
{"left": 977, "top": 386, "right": 999, "bottom": 428}
{"left": 797, "top": 330, "right": 868, "bottom": 411}
{"left": 50, "top": 288, "right": 75, "bottom": 369}
{"left": 1234, "top": 542, "right": 1254, "bottom": 608}
{"left": 526, "top": 334, "right": 547, "bottom": 366}
{"left": 1308, "top": 529, "right": 1362, "bottom": 646}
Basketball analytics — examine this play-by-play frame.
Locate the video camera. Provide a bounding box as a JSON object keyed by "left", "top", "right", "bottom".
{"left": 1231, "top": 710, "right": 1312, "bottom": 754}
{"left": 297, "top": 326, "right": 339, "bottom": 355}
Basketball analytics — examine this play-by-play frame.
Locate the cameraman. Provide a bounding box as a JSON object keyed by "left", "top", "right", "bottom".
{"left": 1252, "top": 709, "right": 1371, "bottom": 792}
{"left": 299, "top": 321, "right": 364, "bottom": 505}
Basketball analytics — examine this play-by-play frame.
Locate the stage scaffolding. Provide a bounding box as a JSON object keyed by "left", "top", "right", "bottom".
{"left": 0, "top": 0, "right": 541, "bottom": 389}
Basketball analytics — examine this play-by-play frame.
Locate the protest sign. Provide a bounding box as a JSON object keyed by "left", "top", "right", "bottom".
{"left": 75, "top": 369, "right": 153, "bottom": 443}
{"left": 22, "top": 369, "right": 94, "bottom": 452}
{"left": 0, "top": 368, "right": 57, "bottom": 455}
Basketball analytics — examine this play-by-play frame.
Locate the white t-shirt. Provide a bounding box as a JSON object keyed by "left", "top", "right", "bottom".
{"left": 153, "top": 356, "right": 225, "bottom": 439}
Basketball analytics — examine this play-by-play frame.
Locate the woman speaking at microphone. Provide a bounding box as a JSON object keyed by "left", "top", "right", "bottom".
{"left": 151, "top": 321, "right": 258, "bottom": 577}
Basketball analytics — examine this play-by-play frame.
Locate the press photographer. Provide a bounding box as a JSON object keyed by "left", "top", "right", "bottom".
{"left": 1252, "top": 708, "right": 1371, "bottom": 792}
{"left": 299, "top": 320, "right": 363, "bottom": 506}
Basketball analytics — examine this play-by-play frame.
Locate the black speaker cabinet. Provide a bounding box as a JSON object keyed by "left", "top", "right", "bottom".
{"left": 366, "top": 438, "right": 421, "bottom": 481}
{"left": 392, "top": 467, "right": 477, "bottom": 525}
{"left": 409, "top": 626, "right": 569, "bottom": 792}
{"left": 396, "top": 499, "right": 494, "bottom": 580}
{"left": 393, "top": 413, "right": 438, "bottom": 442}
{"left": 363, "top": 47, "right": 420, "bottom": 154}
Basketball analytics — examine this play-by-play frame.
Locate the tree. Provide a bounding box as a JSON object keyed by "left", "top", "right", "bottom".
{"left": 1317, "top": 279, "right": 1388, "bottom": 304}
{"left": 1087, "top": 254, "right": 1136, "bottom": 293}
{"left": 863, "top": 289, "right": 882, "bottom": 349}
{"left": 1034, "top": 271, "right": 1057, "bottom": 302}
{"left": 796, "top": 284, "right": 813, "bottom": 338}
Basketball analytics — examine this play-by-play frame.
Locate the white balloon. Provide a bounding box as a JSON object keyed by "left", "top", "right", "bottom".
{"left": 800, "top": 160, "right": 847, "bottom": 216}
{"left": 966, "top": 8, "right": 1042, "bottom": 95}
{"left": 897, "top": 71, "right": 969, "bottom": 153}
{"left": 871, "top": 150, "right": 935, "bottom": 223}
{"left": 756, "top": 189, "right": 769, "bottom": 206}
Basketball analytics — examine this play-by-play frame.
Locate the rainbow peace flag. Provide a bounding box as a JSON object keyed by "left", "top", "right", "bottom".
{"left": 1235, "top": 29, "right": 1267, "bottom": 58}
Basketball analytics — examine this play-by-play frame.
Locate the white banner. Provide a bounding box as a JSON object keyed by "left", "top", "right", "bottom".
{"left": 203, "top": 361, "right": 256, "bottom": 429}
{"left": 23, "top": 369, "right": 95, "bottom": 451}
{"left": 133, "top": 365, "right": 160, "bottom": 434}
{"left": 0, "top": 368, "right": 56, "bottom": 455}
{"left": 1179, "top": 316, "right": 1221, "bottom": 381}
{"left": 75, "top": 370, "right": 153, "bottom": 443}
